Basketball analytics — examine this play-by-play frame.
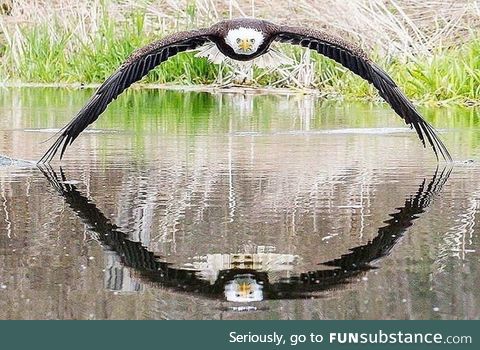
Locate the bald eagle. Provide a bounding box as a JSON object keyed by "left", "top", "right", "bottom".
{"left": 38, "top": 18, "right": 451, "bottom": 163}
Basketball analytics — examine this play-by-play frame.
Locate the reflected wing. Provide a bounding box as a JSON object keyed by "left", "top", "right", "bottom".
{"left": 274, "top": 26, "right": 451, "bottom": 161}
{"left": 39, "top": 29, "right": 215, "bottom": 163}
{"left": 39, "top": 165, "right": 212, "bottom": 292}
{"left": 271, "top": 166, "right": 451, "bottom": 298}
{"left": 320, "top": 166, "right": 451, "bottom": 270}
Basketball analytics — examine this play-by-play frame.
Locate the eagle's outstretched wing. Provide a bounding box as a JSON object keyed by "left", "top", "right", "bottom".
{"left": 273, "top": 26, "right": 451, "bottom": 161}
{"left": 39, "top": 29, "right": 215, "bottom": 163}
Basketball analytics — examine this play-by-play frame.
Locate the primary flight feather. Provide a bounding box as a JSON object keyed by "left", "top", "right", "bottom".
{"left": 39, "top": 18, "right": 451, "bottom": 163}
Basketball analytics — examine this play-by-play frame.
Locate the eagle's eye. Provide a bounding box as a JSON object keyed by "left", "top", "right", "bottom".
{"left": 250, "top": 38, "right": 255, "bottom": 43}
{"left": 236, "top": 38, "right": 241, "bottom": 44}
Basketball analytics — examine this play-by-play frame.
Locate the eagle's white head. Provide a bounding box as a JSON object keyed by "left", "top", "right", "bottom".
{"left": 225, "top": 27, "right": 265, "bottom": 55}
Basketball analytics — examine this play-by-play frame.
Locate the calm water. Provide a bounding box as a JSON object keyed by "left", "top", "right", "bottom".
{"left": 0, "top": 87, "right": 479, "bottom": 320}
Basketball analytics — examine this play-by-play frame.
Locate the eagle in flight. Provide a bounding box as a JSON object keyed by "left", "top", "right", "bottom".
{"left": 39, "top": 18, "right": 451, "bottom": 163}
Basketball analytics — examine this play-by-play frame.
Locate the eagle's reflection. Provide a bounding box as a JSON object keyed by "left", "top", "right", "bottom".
{"left": 39, "top": 165, "right": 450, "bottom": 303}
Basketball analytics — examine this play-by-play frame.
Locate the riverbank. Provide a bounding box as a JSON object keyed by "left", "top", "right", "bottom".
{"left": 1, "top": 1, "right": 479, "bottom": 106}
{"left": 2, "top": 75, "right": 479, "bottom": 108}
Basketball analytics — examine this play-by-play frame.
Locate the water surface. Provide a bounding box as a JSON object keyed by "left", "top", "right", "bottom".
{"left": 0, "top": 88, "right": 479, "bottom": 319}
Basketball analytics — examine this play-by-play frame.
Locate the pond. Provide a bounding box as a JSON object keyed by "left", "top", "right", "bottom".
{"left": 0, "top": 87, "right": 478, "bottom": 319}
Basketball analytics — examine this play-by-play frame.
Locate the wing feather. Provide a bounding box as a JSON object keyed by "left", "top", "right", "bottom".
{"left": 274, "top": 26, "right": 451, "bottom": 161}
{"left": 39, "top": 29, "right": 214, "bottom": 163}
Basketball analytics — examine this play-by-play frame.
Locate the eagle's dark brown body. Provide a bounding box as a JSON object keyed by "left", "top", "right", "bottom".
{"left": 125, "top": 18, "right": 366, "bottom": 63}
{"left": 39, "top": 18, "right": 450, "bottom": 163}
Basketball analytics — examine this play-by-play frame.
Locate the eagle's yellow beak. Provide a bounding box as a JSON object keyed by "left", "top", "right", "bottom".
{"left": 239, "top": 39, "right": 253, "bottom": 52}
{"left": 238, "top": 281, "right": 252, "bottom": 296}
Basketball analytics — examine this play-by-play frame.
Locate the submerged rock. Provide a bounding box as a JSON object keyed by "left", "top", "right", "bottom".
{"left": 0, "top": 155, "right": 36, "bottom": 168}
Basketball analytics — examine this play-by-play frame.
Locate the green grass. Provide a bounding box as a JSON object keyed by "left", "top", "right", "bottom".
{"left": 1, "top": 11, "right": 479, "bottom": 105}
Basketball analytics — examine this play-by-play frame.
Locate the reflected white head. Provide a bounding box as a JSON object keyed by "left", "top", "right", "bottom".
{"left": 225, "top": 27, "right": 265, "bottom": 55}
{"left": 224, "top": 274, "right": 264, "bottom": 302}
